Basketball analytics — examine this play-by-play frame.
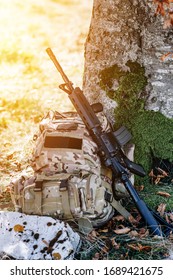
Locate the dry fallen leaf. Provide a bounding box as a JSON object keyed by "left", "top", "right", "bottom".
{"left": 114, "top": 215, "right": 125, "bottom": 222}
{"left": 149, "top": 169, "right": 155, "bottom": 177}
{"left": 138, "top": 228, "right": 149, "bottom": 238}
{"left": 157, "top": 167, "right": 168, "bottom": 177}
{"left": 114, "top": 227, "right": 131, "bottom": 235}
{"left": 138, "top": 244, "right": 152, "bottom": 252}
{"left": 99, "top": 228, "right": 109, "bottom": 233}
{"left": 128, "top": 214, "right": 139, "bottom": 225}
{"left": 157, "top": 191, "right": 171, "bottom": 198}
{"left": 101, "top": 246, "right": 109, "bottom": 253}
{"left": 127, "top": 243, "right": 151, "bottom": 252}
{"left": 111, "top": 238, "right": 120, "bottom": 249}
{"left": 169, "top": 213, "right": 173, "bottom": 221}
{"left": 157, "top": 203, "right": 166, "bottom": 216}
{"left": 129, "top": 230, "right": 139, "bottom": 237}
{"left": 127, "top": 243, "right": 140, "bottom": 251}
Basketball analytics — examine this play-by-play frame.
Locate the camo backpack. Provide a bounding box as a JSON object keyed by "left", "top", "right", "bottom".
{"left": 10, "top": 110, "right": 131, "bottom": 231}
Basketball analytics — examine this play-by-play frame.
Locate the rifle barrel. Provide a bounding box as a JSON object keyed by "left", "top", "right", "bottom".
{"left": 46, "top": 48, "right": 74, "bottom": 92}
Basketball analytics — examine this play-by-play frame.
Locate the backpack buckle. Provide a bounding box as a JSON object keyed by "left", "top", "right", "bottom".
{"left": 104, "top": 190, "right": 113, "bottom": 203}
{"left": 34, "top": 181, "right": 43, "bottom": 192}
{"left": 59, "top": 179, "right": 68, "bottom": 191}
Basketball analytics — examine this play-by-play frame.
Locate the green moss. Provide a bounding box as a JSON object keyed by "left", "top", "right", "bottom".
{"left": 99, "top": 61, "right": 173, "bottom": 179}
{"left": 130, "top": 111, "right": 173, "bottom": 171}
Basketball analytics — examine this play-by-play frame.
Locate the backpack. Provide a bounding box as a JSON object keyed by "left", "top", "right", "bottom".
{"left": 10, "top": 110, "right": 131, "bottom": 232}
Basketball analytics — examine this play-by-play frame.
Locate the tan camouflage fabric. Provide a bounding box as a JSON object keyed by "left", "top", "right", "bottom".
{"left": 10, "top": 111, "right": 132, "bottom": 228}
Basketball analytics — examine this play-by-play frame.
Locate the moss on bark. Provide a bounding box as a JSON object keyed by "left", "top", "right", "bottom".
{"left": 100, "top": 62, "right": 173, "bottom": 179}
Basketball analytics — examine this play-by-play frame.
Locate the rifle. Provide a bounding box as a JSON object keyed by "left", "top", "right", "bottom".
{"left": 46, "top": 47, "right": 173, "bottom": 237}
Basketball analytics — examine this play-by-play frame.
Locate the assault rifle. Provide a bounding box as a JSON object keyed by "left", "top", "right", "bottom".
{"left": 46, "top": 47, "right": 173, "bottom": 237}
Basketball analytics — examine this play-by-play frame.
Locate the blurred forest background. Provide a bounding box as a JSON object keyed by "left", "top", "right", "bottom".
{"left": 0, "top": 0, "right": 93, "bottom": 190}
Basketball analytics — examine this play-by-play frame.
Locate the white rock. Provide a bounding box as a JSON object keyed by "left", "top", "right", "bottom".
{"left": 0, "top": 211, "right": 80, "bottom": 260}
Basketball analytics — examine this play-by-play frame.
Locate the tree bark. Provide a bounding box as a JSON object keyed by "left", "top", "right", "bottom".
{"left": 83, "top": 0, "right": 173, "bottom": 122}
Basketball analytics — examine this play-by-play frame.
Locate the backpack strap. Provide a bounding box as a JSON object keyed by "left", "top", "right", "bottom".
{"left": 101, "top": 167, "right": 131, "bottom": 219}
{"left": 59, "top": 179, "right": 73, "bottom": 219}
{"left": 34, "top": 181, "right": 43, "bottom": 215}
{"left": 110, "top": 198, "right": 131, "bottom": 219}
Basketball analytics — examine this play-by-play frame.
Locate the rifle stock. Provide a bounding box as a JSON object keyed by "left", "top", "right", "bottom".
{"left": 46, "top": 47, "right": 173, "bottom": 237}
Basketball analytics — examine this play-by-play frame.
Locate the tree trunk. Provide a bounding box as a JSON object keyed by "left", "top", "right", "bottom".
{"left": 83, "top": 0, "right": 173, "bottom": 119}
{"left": 83, "top": 0, "right": 173, "bottom": 174}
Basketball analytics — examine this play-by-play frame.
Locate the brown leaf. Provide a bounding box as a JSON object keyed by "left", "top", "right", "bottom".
{"left": 101, "top": 246, "right": 109, "bottom": 253}
{"left": 114, "top": 227, "right": 131, "bottom": 235}
{"left": 129, "top": 230, "right": 139, "bottom": 237}
{"left": 111, "top": 238, "right": 120, "bottom": 249}
{"left": 128, "top": 214, "right": 139, "bottom": 225}
{"left": 157, "top": 203, "right": 166, "bottom": 216}
{"left": 114, "top": 215, "right": 125, "bottom": 222}
{"left": 138, "top": 244, "right": 152, "bottom": 252}
{"left": 154, "top": 176, "right": 162, "bottom": 184}
{"left": 99, "top": 228, "right": 109, "bottom": 233}
{"left": 138, "top": 228, "right": 149, "bottom": 238}
{"left": 127, "top": 243, "right": 151, "bottom": 252}
{"left": 13, "top": 224, "right": 24, "bottom": 232}
{"left": 169, "top": 213, "right": 173, "bottom": 221}
{"left": 149, "top": 169, "right": 155, "bottom": 177}
{"left": 157, "top": 167, "right": 168, "bottom": 177}
{"left": 127, "top": 243, "right": 140, "bottom": 251}
{"left": 157, "top": 191, "right": 171, "bottom": 198}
